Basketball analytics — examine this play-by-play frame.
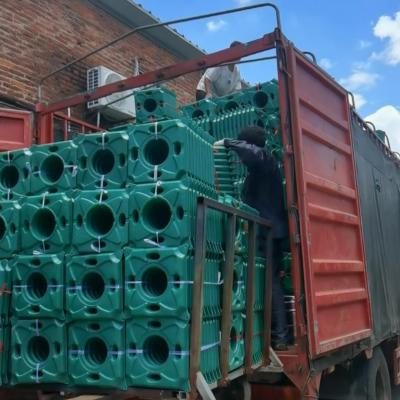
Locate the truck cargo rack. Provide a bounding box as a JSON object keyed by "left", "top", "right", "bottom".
{"left": 189, "top": 197, "right": 273, "bottom": 399}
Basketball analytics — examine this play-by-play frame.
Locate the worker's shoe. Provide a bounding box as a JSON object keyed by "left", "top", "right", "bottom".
{"left": 272, "top": 342, "right": 288, "bottom": 351}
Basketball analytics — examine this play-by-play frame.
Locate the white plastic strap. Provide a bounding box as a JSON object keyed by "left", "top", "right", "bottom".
{"left": 35, "top": 363, "right": 41, "bottom": 383}
{"left": 101, "top": 131, "right": 106, "bottom": 148}
{"left": 41, "top": 192, "right": 48, "bottom": 208}
{"left": 90, "top": 237, "right": 102, "bottom": 253}
{"left": 153, "top": 165, "right": 158, "bottom": 181}
{"left": 143, "top": 238, "right": 162, "bottom": 247}
{"left": 35, "top": 319, "right": 39, "bottom": 336}
{"left": 64, "top": 164, "right": 78, "bottom": 176}
{"left": 99, "top": 188, "right": 104, "bottom": 203}
{"left": 6, "top": 189, "right": 11, "bottom": 201}
{"left": 6, "top": 151, "right": 10, "bottom": 164}
{"left": 154, "top": 181, "right": 161, "bottom": 196}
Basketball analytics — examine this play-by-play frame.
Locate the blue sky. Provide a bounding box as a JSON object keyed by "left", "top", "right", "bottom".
{"left": 138, "top": 0, "right": 400, "bottom": 149}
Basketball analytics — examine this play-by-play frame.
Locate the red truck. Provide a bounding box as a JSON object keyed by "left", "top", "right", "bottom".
{"left": 0, "top": 4, "right": 398, "bottom": 400}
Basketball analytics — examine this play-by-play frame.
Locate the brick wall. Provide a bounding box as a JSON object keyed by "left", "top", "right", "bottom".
{"left": 0, "top": 0, "right": 200, "bottom": 119}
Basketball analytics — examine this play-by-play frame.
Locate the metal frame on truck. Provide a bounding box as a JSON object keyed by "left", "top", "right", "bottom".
{"left": 4, "top": 2, "right": 400, "bottom": 399}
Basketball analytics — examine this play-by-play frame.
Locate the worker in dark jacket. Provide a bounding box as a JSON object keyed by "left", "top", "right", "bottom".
{"left": 214, "top": 126, "right": 289, "bottom": 350}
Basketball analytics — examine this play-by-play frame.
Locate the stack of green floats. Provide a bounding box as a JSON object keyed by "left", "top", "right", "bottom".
{"left": 0, "top": 81, "right": 279, "bottom": 392}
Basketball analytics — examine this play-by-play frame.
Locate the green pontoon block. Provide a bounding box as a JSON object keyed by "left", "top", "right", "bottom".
{"left": 229, "top": 312, "right": 245, "bottom": 372}
{"left": 0, "top": 322, "right": 9, "bottom": 385}
{"left": 0, "top": 200, "right": 20, "bottom": 258}
{"left": 75, "top": 130, "right": 129, "bottom": 190}
{"left": 252, "top": 311, "right": 264, "bottom": 365}
{"left": 72, "top": 189, "right": 128, "bottom": 254}
{"left": 68, "top": 320, "right": 125, "bottom": 389}
{"left": 20, "top": 192, "right": 72, "bottom": 254}
{"left": 135, "top": 86, "right": 179, "bottom": 123}
{"left": 30, "top": 141, "right": 78, "bottom": 194}
{"left": 124, "top": 245, "right": 221, "bottom": 319}
{"left": 231, "top": 256, "right": 246, "bottom": 312}
{"left": 12, "top": 254, "right": 64, "bottom": 319}
{"left": 180, "top": 99, "right": 219, "bottom": 120}
{"left": 128, "top": 119, "right": 215, "bottom": 186}
{"left": 0, "top": 260, "right": 11, "bottom": 318}
{"left": 129, "top": 181, "right": 222, "bottom": 248}
{"left": 0, "top": 147, "right": 31, "bottom": 195}
{"left": 66, "top": 252, "right": 123, "bottom": 319}
{"left": 11, "top": 319, "right": 67, "bottom": 385}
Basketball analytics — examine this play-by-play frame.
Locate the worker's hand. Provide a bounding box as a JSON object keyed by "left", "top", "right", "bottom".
{"left": 213, "top": 139, "right": 225, "bottom": 148}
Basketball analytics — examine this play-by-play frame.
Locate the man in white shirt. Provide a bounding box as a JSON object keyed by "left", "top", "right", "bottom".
{"left": 196, "top": 41, "right": 243, "bottom": 101}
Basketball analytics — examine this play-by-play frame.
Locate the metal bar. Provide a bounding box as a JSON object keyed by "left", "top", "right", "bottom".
{"left": 200, "top": 197, "right": 272, "bottom": 228}
{"left": 63, "top": 119, "right": 68, "bottom": 141}
{"left": 244, "top": 220, "right": 256, "bottom": 373}
{"left": 38, "top": 2, "right": 281, "bottom": 88}
{"left": 262, "top": 230, "right": 273, "bottom": 365}
{"left": 36, "top": 32, "right": 277, "bottom": 114}
{"left": 189, "top": 198, "right": 208, "bottom": 397}
{"left": 219, "top": 213, "right": 237, "bottom": 383}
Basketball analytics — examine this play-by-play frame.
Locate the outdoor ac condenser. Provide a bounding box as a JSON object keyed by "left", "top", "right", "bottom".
{"left": 87, "top": 66, "right": 136, "bottom": 120}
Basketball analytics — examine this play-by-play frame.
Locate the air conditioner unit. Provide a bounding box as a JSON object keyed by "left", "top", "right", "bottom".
{"left": 87, "top": 66, "right": 135, "bottom": 120}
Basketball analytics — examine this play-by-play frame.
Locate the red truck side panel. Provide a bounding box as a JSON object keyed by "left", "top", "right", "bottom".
{"left": 0, "top": 108, "right": 32, "bottom": 150}
{"left": 284, "top": 46, "right": 372, "bottom": 357}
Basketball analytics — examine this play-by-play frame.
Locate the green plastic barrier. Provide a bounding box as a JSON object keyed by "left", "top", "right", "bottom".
{"left": 126, "top": 317, "right": 220, "bottom": 390}
{"left": 72, "top": 189, "right": 128, "bottom": 254}
{"left": 243, "top": 257, "right": 267, "bottom": 311}
{"left": 66, "top": 252, "right": 123, "bottom": 319}
{"left": 0, "top": 148, "right": 31, "bottom": 195}
{"left": 0, "top": 260, "right": 11, "bottom": 319}
{"left": 11, "top": 319, "right": 67, "bottom": 384}
{"left": 0, "top": 200, "right": 20, "bottom": 258}
{"left": 0, "top": 322, "right": 9, "bottom": 385}
{"left": 128, "top": 119, "right": 215, "bottom": 187}
{"left": 20, "top": 193, "right": 72, "bottom": 254}
{"left": 129, "top": 180, "right": 222, "bottom": 248}
{"left": 30, "top": 141, "right": 77, "bottom": 194}
{"left": 68, "top": 320, "right": 125, "bottom": 388}
{"left": 252, "top": 311, "right": 264, "bottom": 365}
{"left": 229, "top": 312, "right": 244, "bottom": 371}
{"left": 12, "top": 254, "right": 64, "bottom": 318}
{"left": 135, "top": 87, "right": 179, "bottom": 123}
{"left": 75, "top": 130, "right": 129, "bottom": 190}
{"left": 124, "top": 245, "right": 221, "bottom": 319}
{"left": 180, "top": 99, "right": 219, "bottom": 120}
{"left": 200, "top": 318, "right": 221, "bottom": 384}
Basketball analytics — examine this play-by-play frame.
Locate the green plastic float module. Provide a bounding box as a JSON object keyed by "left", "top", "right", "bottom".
{"left": 252, "top": 311, "right": 264, "bottom": 365}
{"left": 72, "top": 189, "right": 128, "bottom": 254}
{"left": 0, "top": 322, "right": 9, "bottom": 385}
{"left": 129, "top": 180, "right": 223, "bottom": 249}
{"left": 0, "top": 260, "right": 11, "bottom": 318}
{"left": 229, "top": 256, "right": 246, "bottom": 312}
{"left": 10, "top": 319, "right": 67, "bottom": 385}
{"left": 180, "top": 99, "right": 219, "bottom": 120}
{"left": 0, "top": 147, "right": 31, "bottom": 195}
{"left": 135, "top": 86, "right": 179, "bottom": 123}
{"left": 66, "top": 252, "right": 123, "bottom": 319}
{"left": 229, "top": 312, "right": 245, "bottom": 372}
{"left": 20, "top": 192, "right": 72, "bottom": 254}
{"left": 124, "top": 245, "right": 221, "bottom": 319}
{"left": 30, "top": 140, "right": 78, "bottom": 194}
{"left": 68, "top": 319, "right": 125, "bottom": 389}
{"left": 75, "top": 130, "right": 129, "bottom": 190}
{"left": 126, "top": 317, "right": 220, "bottom": 390}
{"left": 11, "top": 254, "right": 64, "bottom": 319}
{"left": 0, "top": 200, "right": 20, "bottom": 258}
{"left": 128, "top": 119, "right": 215, "bottom": 187}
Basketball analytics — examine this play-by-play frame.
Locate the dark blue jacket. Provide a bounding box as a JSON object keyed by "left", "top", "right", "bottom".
{"left": 224, "top": 139, "right": 288, "bottom": 239}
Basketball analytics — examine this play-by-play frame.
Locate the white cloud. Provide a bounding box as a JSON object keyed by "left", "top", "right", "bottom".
{"left": 319, "top": 58, "right": 333, "bottom": 70}
{"left": 353, "top": 93, "right": 367, "bottom": 109}
{"left": 206, "top": 19, "right": 227, "bottom": 32}
{"left": 339, "top": 70, "right": 380, "bottom": 91}
{"left": 366, "top": 106, "right": 400, "bottom": 152}
{"left": 359, "top": 40, "right": 372, "bottom": 49}
{"left": 372, "top": 11, "right": 400, "bottom": 65}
